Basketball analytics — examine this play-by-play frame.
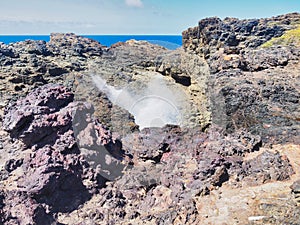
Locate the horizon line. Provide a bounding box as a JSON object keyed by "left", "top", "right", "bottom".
{"left": 0, "top": 33, "right": 182, "bottom": 36}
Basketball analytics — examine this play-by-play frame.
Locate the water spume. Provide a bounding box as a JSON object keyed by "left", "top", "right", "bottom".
{"left": 91, "top": 74, "right": 182, "bottom": 129}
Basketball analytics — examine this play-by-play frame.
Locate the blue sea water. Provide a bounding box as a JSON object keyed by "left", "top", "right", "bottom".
{"left": 0, "top": 35, "right": 182, "bottom": 50}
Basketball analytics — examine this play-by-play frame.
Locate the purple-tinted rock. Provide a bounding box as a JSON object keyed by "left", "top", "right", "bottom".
{"left": 1, "top": 191, "right": 55, "bottom": 225}
{"left": 3, "top": 84, "right": 74, "bottom": 139}
{"left": 1, "top": 83, "right": 128, "bottom": 222}
{"left": 240, "top": 151, "right": 294, "bottom": 185}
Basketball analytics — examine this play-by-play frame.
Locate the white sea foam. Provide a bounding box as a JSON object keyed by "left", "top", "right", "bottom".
{"left": 91, "top": 74, "right": 182, "bottom": 129}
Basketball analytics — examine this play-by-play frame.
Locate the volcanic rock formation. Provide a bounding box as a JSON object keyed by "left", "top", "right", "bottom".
{"left": 0, "top": 13, "right": 299, "bottom": 224}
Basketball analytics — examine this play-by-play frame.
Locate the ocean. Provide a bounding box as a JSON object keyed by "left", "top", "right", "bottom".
{"left": 0, "top": 35, "right": 182, "bottom": 50}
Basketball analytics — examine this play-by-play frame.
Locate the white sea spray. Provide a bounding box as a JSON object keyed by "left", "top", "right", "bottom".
{"left": 91, "top": 74, "right": 183, "bottom": 129}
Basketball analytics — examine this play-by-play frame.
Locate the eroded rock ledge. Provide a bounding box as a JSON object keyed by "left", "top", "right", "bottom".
{"left": 1, "top": 84, "right": 296, "bottom": 224}
{"left": 0, "top": 13, "right": 299, "bottom": 224}
{"left": 183, "top": 12, "right": 300, "bottom": 144}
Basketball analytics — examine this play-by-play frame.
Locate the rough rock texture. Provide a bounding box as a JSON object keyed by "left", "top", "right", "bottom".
{"left": 55, "top": 125, "right": 296, "bottom": 225}
{"left": 0, "top": 33, "right": 141, "bottom": 137}
{"left": 0, "top": 84, "right": 128, "bottom": 224}
{"left": 183, "top": 13, "right": 300, "bottom": 144}
{"left": 0, "top": 13, "right": 299, "bottom": 225}
{"left": 183, "top": 13, "right": 300, "bottom": 57}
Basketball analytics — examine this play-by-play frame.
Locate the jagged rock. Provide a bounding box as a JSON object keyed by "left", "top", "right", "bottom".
{"left": 0, "top": 13, "right": 299, "bottom": 225}
{"left": 1, "top": 191, "right": 55, "bottom": 225}
{"left": 208, "top": 46, "right": 299, "bottom": 73}
{"left": 1, "top": 84, "right": 128, "bottom": 223}
{"left": 0, "top": 45, "right": 19, "bottom": 58}
{"left": 208, "top": 66, "right": 300, "bottom": 143}
{"left": 26, "top": 40, "right": 53, "bottom": 56}
{"left": 3, "top": 84, "right": 74, "bottom": 141}
{"left": 183, "top": 13, "right": 300, "bottom": 57}
{"left": 48, "top": 66, "right": 68, "bottom": 76}
{"left": 240, "top": 151, "right": 294, "bottom": 185}
{"left": 1, "top": 80, "right": 292, "bottom": 224}
{"left": 57, "top": 124, "right": 295, "bottom": 224}
{"left": 153, "top": 49, "right": 211, "bottom": 129}
{"left": 183, "top": 14, "right": 300, "bottom": 144}
{"left": 4, "top": 158, "right": 23, "bottom": 173}
{"left": 18, "top": 145, "right": 91, "bottom": 213}
{"left": 48, "top": 33, "right": 104, "bottom": 57}
{"left": 240, "top": 47, "right": 299, "bottom": 71}
{"left": 291, "top": 180, "right": 300, "bottom": 194}
{"left": 0, "top": 192, "right": 5, "bottom": 224}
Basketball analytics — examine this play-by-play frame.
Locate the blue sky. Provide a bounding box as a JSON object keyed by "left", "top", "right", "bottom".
{"left": 0, "top": 0, "right": 299, "bottom": 34}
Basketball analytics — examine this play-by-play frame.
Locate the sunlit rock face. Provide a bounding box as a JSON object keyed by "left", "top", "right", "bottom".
{"left": 0, "top": 13, "right": 300, "bottom": 224}
{"left": 183, "top": 13, "right": 300, "bottom": 144}
{"left": 88, "top": 42, "right": 211, "bottom": 132}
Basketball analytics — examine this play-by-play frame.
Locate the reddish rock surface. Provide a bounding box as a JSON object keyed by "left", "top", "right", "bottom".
{"left": 1, "top": 84, "right": 128, "bottom": 224}
{"left": 0, "top": 13, "right": 299, "bottom": 224}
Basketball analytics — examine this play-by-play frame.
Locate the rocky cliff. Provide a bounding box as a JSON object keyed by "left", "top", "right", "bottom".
{"left": 183, "top": 13, "right": 300, "bottom": 144}
{"left": 0, "top": 13, "right": 299, "bottom": 224}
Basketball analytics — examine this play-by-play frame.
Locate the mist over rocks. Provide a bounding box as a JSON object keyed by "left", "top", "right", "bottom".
{"left": 0, "top": 13, "right": 299, "bottom": 224}
{"left": 91, "top": 73, "right": 191, "bottom": 130}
